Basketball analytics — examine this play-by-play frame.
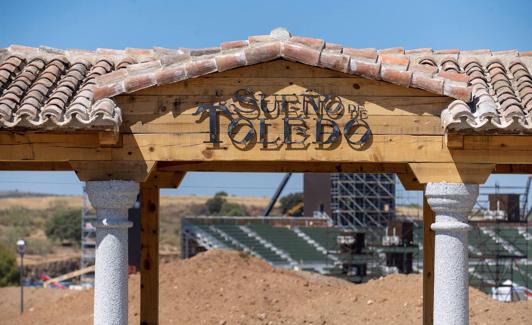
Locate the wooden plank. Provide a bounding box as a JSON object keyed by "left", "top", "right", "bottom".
{"left": 157, "top": 161, "right": 408, "bottom": 173}
{"left": 493, "top": 164, "right": 532, "bottom": 174}
{"left": 112, "top": 134, "right": 451, "bottom": 163}
{"left": 2, "top": 133, "right": 532, "bottom": 165}
{"left": 463, "top": 135, "right": 532, "bottom": 151}
{"left": 140, "top": 185, "right": 160, "bottom": 325}
{"left": 117, "top": 94, "right": 450, "bottom": 117}
{"left": 423, "top": 191, "right": 435, "bottom": 325}
{"left": 0, "top": 161, "right": 71, "bottom": 171}
{"left": 122, "top": 114, "right": 444, "bottom": 136}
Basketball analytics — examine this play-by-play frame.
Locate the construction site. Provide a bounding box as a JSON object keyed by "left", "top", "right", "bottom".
{"left": 2, "top": 20, "right": 532, "bottom": 324}
{"left": 1, "top": 172, "right": 531, "bottom": 324}
{"left": 182, "top": 173, "right": 531, "bottom": 299}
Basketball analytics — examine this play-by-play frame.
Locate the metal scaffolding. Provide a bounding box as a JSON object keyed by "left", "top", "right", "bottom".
{"left": 80, "top": 185, "right": 96, "bottom": 286}
{"left": 330, "top": 173, "right": 396, "bottom": 228}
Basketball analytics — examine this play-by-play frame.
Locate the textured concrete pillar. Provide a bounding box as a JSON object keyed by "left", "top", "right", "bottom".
{"left": 86, "top": 181, "right": 139, "bottom": 325}
{"left": 425, "top": 183, "right": 478, "bottom": 325}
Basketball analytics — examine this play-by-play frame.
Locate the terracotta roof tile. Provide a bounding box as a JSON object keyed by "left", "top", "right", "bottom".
{"left": 0, "top": 28, "right": 530, "bottom": 133}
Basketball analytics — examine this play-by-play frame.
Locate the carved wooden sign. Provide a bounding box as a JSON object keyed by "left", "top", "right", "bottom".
{"left": 193, "top": 89, "right": 372, "bottom": 149}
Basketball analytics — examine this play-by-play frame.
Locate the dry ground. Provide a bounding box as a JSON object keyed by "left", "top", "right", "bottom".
{"left": 0, "top": 250, "right": 529, "bottom": 325}
{"left": 0, "top": 195, "right": 275, "bottom": 210}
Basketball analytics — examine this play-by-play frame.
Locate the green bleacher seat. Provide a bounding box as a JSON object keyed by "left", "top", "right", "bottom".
{"left": 299, "top": 227, "right": 340, "bottom": 251}
{"left": 214, "top": 224, "right": 288, "bottom": 264}
{"left": 248, "top": 224, "right": 328, "bottom": 263}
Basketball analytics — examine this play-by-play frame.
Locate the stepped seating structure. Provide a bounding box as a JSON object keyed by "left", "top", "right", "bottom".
{"left": 194, "top": 224, "right": 239, "bottom": 250}
{"left": 182, "top": 217, "right": 530, "bottom": 293}
{"left": 469, "top": 227, "right": 507, "bottom": 256}
{"left": 214, "top": 224, "right": 289, "bottom": 265}
{"left": 470, "top": 263, "right": 530, "bottom": 292}
{"left": 248, "top": 224, "right": 329, "bottom": 264}
{"left": 298, "top": 227, "right": 340, "bottom": 252}
{"left": 497, "top": 228, "right": 529, "bottom": 255}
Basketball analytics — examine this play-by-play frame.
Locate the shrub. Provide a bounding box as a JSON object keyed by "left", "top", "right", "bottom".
{"left": 205, "top": 192, "right": 247, "bottom": 216}
{"left": 45, "top": 208, "right": 81, "bottom": 243}
{"left": 279, "top": 192, "right": 304, "bottom": 216}
{"left": 0, "top": 243, "right": 18, "bottom": 287}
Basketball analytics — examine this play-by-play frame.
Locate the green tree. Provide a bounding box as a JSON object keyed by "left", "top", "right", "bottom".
{"left": 45, "top": 208, "right": 82, "bottom": 243}
{"left": 205, "top": 192, "right": 228, "bottom": 215}
{"left": 279, "top": 192, "right": 304, "bottom": 216}
{"left": 220, "top": 202, "right": 247, "bottom": 216}
{"left": 205, "top": 192, "right": 247, "bottom": 216}
{"left": 0, "top": 243, "right": 18, "bottom": 287}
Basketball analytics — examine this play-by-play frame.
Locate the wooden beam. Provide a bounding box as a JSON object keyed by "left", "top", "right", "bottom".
{"left": 409, "top": 163, "right": 494, "bottom": 184}
{"left": 98, "top": 131, "right": 122, "bottom": 147}
{"left": 140, "top": 184, "right": 160, "bottom": 325}
{"left": 0, "top": 161, "right": 71, "bottom": 171}
{"left": 423, "top": 189, "right": 435, "bottom": 325}
{"left": 445, "top": 134, "right": 464, "bottom": 149}
{"left": 157, "top": 161, "right": 408, "bottom": 174}
{"left": 493, "top": 164, "right": 532, "bottom": 174}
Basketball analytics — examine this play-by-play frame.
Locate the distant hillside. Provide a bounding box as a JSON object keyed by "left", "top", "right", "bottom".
{"left": 0, "top": 191, "right": 56, "bottom": 199}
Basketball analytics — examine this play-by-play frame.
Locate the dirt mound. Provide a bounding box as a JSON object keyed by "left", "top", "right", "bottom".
{"left": 1, "top": 249, "right": 530, "bottom": 324}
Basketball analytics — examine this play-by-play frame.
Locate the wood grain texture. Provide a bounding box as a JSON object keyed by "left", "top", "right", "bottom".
{"left": 423, "top": 191, "right": 435, "bottom": 325}
{"left": 140, "top": 185, "right": 160, "bottom": 325}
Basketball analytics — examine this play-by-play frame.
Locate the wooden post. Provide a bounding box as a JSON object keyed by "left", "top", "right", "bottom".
{"left": 423, "top": 189, "right": 435, "bottom": 325}
{"left": 140, "top": 184, "right": 160, "bottom": 325}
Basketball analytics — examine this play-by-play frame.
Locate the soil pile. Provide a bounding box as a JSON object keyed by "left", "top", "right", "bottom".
{"left": 1, "top": 249, "right": 529, "bottom": 324}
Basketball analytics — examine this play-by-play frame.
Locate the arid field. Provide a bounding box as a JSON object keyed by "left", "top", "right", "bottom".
{"left": 0, "top": 250, "right": 529, "bottom": 325}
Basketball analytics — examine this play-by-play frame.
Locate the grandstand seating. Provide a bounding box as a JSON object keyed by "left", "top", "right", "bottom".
{"left": 497, "top": 228, "right": 530, "bottom": 255}
{"left": 213, "top": 224, "right": 289, "bottom": 264}
{"left": 299, "top": 227, "right": 340, "bottom": 251}
{"left": 469, "top": 228, "right": 506, "bottom": 256}
{"left": 194, "top": 224, "right": 239, "bottom": 250}
{"left": 248, "top": 224, "right": 329, "bottom": 263}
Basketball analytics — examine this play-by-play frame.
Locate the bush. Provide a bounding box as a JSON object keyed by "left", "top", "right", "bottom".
{"left": 219, "top": 202, "right": 247, "bottom": 216}
{"left": 279, "top": 192, "right": 304, "bottom": 216}
{"left": 0, "top": 243, "right": 18, "bottom": 287}
{"left": 45, "top": 208, "right": 81, "bottom": 243}
{"left": 205, "top": 192, "right": 247, "bottom": 216}
{"left": 206, "top": 192, "right": 227, "bottom": 215}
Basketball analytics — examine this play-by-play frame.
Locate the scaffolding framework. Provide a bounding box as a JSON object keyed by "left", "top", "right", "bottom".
{"left": 330, "top": 173, "right": 396, "bottom": 228}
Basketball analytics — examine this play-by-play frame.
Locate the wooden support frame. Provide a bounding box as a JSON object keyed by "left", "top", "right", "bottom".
{"left": 140, "top": 184, "right": 160, "bottom": 325}
{"left": 422, "top": 188, "right": 436, "bottom": 325}
{"left": 139, "top": 170, "right": 185, "bottom": 325}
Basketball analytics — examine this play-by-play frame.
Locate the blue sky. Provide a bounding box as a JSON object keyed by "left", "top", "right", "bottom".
{"left": 1, "top": 0, "right": 531, "bottom": 198}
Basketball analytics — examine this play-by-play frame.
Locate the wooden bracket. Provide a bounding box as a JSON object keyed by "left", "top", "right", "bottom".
{"left": 142, "top": 171, "right": 186, "bottom": 189}
{"left": 409, "top": 162, "right": 494, "bottom": 184}
{"left": 397, "top": 171, "right": 424, "bottom": 190}
{"left": 70, "top": 160, "right": 157, "bottom": 182}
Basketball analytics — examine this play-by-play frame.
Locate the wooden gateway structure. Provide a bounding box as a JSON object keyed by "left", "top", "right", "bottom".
{"left": 1, "top": 28, "right": 531, "bottom": 325}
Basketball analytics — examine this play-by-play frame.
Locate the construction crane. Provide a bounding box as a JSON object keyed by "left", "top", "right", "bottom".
{"left": 522, "top": 176, "right": 532, "bottom": 220}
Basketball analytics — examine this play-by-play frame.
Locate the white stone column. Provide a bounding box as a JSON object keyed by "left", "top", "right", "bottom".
{"left": 86, "top": 180, "right": 139, "bottom": 325}
{"left": 425, "top": 183, "right": 478, "bottom": 325}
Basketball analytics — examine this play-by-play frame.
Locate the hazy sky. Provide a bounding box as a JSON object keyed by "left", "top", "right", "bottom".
{"left": 1, "top": 0, "right": 531, "bottom": 198}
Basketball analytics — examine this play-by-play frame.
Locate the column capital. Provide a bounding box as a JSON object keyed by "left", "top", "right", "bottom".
{"left": 86, "top": 180, "right": 139, "bottom": 210}
{"left": 425, "top": 182, "right": 478, "bottom": 219}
